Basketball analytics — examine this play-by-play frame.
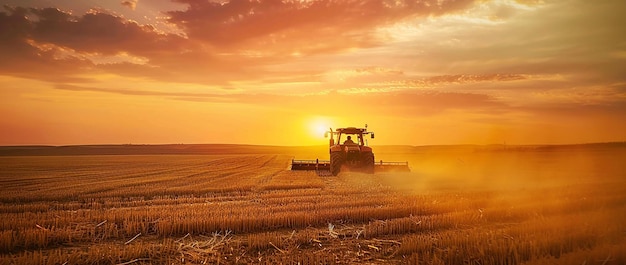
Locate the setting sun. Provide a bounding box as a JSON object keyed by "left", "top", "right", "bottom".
{"left": 308, "top": 117, "right": 333, "bottom": 139}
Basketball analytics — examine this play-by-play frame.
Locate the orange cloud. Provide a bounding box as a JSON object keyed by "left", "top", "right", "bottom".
{"left": 121, "top": 0, "right": 139, "bottom": 11}
{"left": 167, "top": 0, "right": 475, "bottom": 54}
{"left": 0, "top": 1, "right": 479, "bottom": 86}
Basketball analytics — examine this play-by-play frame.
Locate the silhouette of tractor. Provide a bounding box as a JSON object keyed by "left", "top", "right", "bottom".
{"left": 291, "top": 125, "right": 410, "bottom": 175}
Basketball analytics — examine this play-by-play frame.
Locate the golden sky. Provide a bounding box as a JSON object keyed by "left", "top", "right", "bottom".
{"left": 1, "top": 0, "right": 625, "bottom": 146}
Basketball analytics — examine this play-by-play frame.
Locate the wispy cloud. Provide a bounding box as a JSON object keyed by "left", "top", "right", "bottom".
{"left": 166, "top": 0, "right": 475, "bottom": 53}
{"left": 121, "top": 0, "right": 139, "bottom": 11}
{"left": 53, "top": 83, "right": 508, "bottom": 117}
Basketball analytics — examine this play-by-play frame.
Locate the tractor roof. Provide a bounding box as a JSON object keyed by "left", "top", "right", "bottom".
{"left": 336, "top": 127, "right": 367, "bottom": 134}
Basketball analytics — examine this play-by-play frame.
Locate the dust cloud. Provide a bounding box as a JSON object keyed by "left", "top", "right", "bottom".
{"left": 373, "top": 144, "right": 626, "bottom": 194}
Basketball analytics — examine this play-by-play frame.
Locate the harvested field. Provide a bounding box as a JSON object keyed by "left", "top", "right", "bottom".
{"left": 1, "top": 144, "right": 625, "bottom": 264}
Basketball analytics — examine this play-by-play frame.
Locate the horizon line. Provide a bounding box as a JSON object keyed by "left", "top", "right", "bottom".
{"left": 1, "top": 141, "right": 625, "bottom": 148}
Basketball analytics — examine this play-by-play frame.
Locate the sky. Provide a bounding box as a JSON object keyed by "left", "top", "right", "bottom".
{"left": 0, "top": 0, "right": 625, "bottom": 146}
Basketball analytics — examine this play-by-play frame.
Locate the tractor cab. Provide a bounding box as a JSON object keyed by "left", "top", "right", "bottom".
{"left": 325, "top": 127, "right": 374, "bottom": 148}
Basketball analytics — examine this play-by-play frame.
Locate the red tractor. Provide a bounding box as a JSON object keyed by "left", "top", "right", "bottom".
{"left": 291, "top": 125, "right": 409, "bottom": 175}
{"left": 326, "top": 126, "right": 375, "bottom": 175}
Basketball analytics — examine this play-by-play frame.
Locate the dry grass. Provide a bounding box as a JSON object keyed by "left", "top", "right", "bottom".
{"left": 0, "top": 146, "right": 625, "bottom": 264}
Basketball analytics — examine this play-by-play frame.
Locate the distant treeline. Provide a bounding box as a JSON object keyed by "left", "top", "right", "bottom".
{"left": 0, "top": 142, "right": 624, "bottom": 156}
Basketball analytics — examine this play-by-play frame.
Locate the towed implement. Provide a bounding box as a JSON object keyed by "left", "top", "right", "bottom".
{"left": 290, "top": 159, "right": 330, "bottom": 171}
{"left": 291, "top": 125, "right": 410, "bottom": 175}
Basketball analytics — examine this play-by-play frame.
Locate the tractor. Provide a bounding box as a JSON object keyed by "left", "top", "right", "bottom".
{"left": 326, "top": 126, "right": 375, "bottom": 175}
{"left": 291, "top": 125, "right": 410, "bottom": 175}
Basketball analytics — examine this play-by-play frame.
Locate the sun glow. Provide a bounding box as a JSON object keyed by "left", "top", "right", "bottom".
{"left": 308, "top": 117, "right": 333, "bottom": 140}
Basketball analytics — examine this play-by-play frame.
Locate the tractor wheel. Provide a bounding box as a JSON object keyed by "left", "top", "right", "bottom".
{"left": 362, "top": 152, "right": 375, "bottom": 174}
{"left": 330, "top": 152, "right": 344, "bottom": 176}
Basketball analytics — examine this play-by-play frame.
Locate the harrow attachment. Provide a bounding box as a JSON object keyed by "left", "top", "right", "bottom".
{"left": 290, "top": 159, "right": 330, "bottom": 171}
{"left": 291, "top": 159, "right": 410, "bottom": 174}
{"left": 374, "top": 160, "right": 410, "bottom": 172}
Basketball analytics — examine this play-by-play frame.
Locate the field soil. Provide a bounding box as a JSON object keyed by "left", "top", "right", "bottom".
{"left": 1, "top": 144, "right": 625, "bottom": 264}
